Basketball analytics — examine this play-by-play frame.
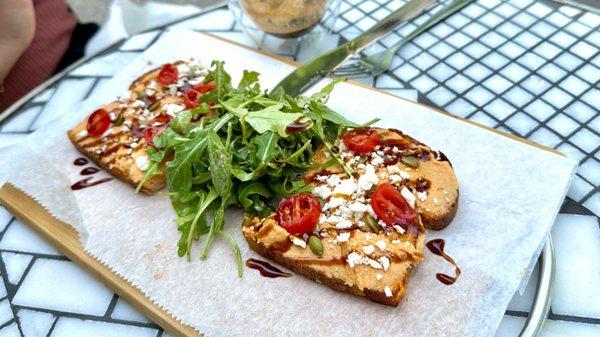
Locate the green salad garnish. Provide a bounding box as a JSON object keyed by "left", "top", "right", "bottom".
{"left": 138, "top": 61, "right": 377, "bottom": 275}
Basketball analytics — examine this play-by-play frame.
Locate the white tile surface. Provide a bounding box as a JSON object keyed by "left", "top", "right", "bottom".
{"left": 528, "top": 127, "right": 561, "bottom": 148}
{"left": 583, "top": 193, "right": 599, "bottom": 216}
{"left": 120, "top": 31, "right": 160, "bottom": 51}
{"left": 547, "top": 114, "right": 579, "bottom": 137}
{"left": 567, "top": 175, "right": 594, "bottom": 201}
{"left": 0, "top": 206, "right": 12, "bottom": 233}
{"left": 70, "top": 52, "right": 139, "bottom": 77}
{"left": 50, "top": 317, "right": 157, "bottom": 337}
{"left": 0, "top": 219, "right": 59, "bottom": 255}
{"left": 17, "top": 309, "right": 55, "bottom": 337}
{"left": 505, "top": 112, "right": 537, "bottom": 135}
{"left": 0, "top": 323, "right": 20, "bottom": 337}
{"left": 111, "top": 299, "right": 149, "bottom": 323}
{"left": 578, "top": 159, "right": 600, "bottom": 186}
{"left": 1, "top": 252, "right": 33, "bottom": 285}
{"left": 0, "top": 106, "right": 41, "bottom": 132}
{"left": 542, "top": 319, "right": 600, "bottom": 337}
{"left": 32, "top": 88, "right": 55, "bottom": 103}
{"left": 30, "top": 78, "right": 96, "bottom": 130}
{"left": 13, "top": 259, "right": 113, "bottom": 316}
{"left": 0, "top": 299, "right": 13, "bottom": 326}
{"left": 551, "top": 214, "right": 600, "bottom": 319}
{"left": 569, "top": 128, "right": 599, "bottom": 153}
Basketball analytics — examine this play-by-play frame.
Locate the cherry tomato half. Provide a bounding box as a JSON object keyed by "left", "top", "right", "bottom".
{"left": 192, "top": 81, "right": 216, "bottom": 93}
{"left": 87, "top": 108, "right": 111, "bottom": 137}
{"left": 183, "top": 89, "right": 201, "bottom": 109}
{"left": 276, "top": 194, "right": 321, "bottom": 235}
{"left": 342, "top": 128, "right": 380, "bottom": 154}
{"left": 370, "top": 183, "right": 415, "bottom": 230}
{"left": 143, "top": 114, "right": 172, "bottom": 147}
{"left": 157, "top": 64, "right": 179, "bottom": 86}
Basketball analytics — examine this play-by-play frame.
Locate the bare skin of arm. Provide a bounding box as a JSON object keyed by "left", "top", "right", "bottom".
{"left": 0, "top": 0, "right": 35, "bottom": 85}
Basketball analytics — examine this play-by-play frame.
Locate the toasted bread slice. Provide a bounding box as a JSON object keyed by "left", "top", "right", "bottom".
{"left": 243, "top": 214, "right": 425, "bottom": 306}
{"left": 67, "top": 59, "right": 210, "bottom": 194}
{"left": 307, "top": 128, "right": 459, "bottom": 230}
{"left": 243, "top": 128, "right": 458, "bottom": 306}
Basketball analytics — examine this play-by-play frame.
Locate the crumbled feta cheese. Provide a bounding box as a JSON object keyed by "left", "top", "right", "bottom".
{"left": 335, "top": 218, "right": 353, "bottom": 229}
{"left": 367, "top": 259, "right": 383, "bottom": 269}
{"left": 393, "top": 225, "right": 405, "bottom": 234}
{"left": 147, "top": 80, "right": 158, "bottom": 89}
{"left": 76, "top": 130, "right": 88, "bottom": 138}
{"left": 339, "top": 206, "right": 353, "bottom": 219}
{"left": 336, "top": 232, "right": 351, "bottom": 243}
{"left": 384, "top": 286, "right": 393, "bottom": 297}
{"left": 163, "top": 103, "right": 184, "bottom": 117}
{"left": 362, "top": 245, "right": 375, "bottom": 255}
{"left": 376, "top": 273, "right": 383, "bottom": 281}
{"left": 358, "top": 164, "right": 378, "bottom": 191}
{"left": 145, "top": 88, "right": 155, "bottom": 97}
{"left": 399, "top": 171, "right": 411, "bottom": 179}
{"left": 348, "top": 201, "right": 368, "bottom": 215}
{"left": 401, "top": 187, "right": 416, "bottom": 208}
{"left": 177, "top": 63, "right": 191, "bottom": 76}
{"left": 131, "top": 100, "right": 146, "bottom": 108}
{"left": 130, "top": 142, "right": 138, "bottom": 148}
{"left": 346, "top": 252, "right": 363, "bottom": 268}
{"left": 371, "top": 155, "right": 384, "bottom": 166}
{"left": 433, "top": 197, "right": 439, "bottom": 205}
{"left": 367, "top": 205, "right": 377, "bottom": 218}
{"left": 291, "top": 236, "right": 306, "bottom": 249}
{"left": 135, "top": 155, "right": 149, "bottom": 171}
{"left": 326, "top": 174, "right": 342, "bottom": 187}
{"left": 380, "top": 256, "right": 390, "bottom": 271}
{"left": 416, "top": 191, "right": 428, "bottom": 201}
{"left": 375, "top": 240, "right": 387, "bottom": 251}
{"left": 333, "top": 178, "right": 357, "bottom": 196}
{"left": 326, "top": 197, "right": 345, "bottom": 210}
{"left": 387, "top": 165, "right": 401, "bottom": 174}
{"left": 389, "top": 174, "right": 404, "bottom": 184}
{"left": 312, "top": 185, "right": 332, "bottom": 200}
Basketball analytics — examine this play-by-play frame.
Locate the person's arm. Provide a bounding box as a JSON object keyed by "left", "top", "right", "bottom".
{"left": 0, "top": 0, "right": 35, "bottom": 86}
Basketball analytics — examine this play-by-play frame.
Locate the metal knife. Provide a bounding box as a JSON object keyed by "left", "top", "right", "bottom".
{"left": 271, "top": 0, "right": 436, "bottom": 97}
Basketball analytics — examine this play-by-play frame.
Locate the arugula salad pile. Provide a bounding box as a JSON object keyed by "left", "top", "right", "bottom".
{"left": 138, "top": 61, "right": 376, "bottom": 275}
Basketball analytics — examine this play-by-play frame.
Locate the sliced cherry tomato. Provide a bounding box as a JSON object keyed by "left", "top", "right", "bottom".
{"left": 87, "top": 108, "right": 111, "bottom": 137}
{"left": 342, "top": 128, "right": 380, "bottom": 154}
{"left": 143, "top": 114, "right": 172, "bottom": 146}
{"left": 183, "top": 89, "right": 201, "bottom": 109}
{"left": 370, "top": 183, "right": 415, "bottom": 230}
{"left": 157, "top": 64, "right": 179, "bottom": 86}
{"left": 192, "top": 81, "right": 216, "bottom": 93}
{"left": 276, "top": 194, "right": 321, "bottom": 235}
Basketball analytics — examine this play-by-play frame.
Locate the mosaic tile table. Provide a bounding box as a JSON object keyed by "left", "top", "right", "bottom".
{"left": 0, "top": 1, "right": 598, "bottom": 336}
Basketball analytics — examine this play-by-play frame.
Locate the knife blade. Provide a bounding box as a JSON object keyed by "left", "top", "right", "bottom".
{"left": 270, "top": 0, "right": 436, "bottom": 97}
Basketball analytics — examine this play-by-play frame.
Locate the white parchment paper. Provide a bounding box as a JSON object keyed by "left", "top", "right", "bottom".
{"left": 0, "top": 30, "right": 577, "bottom": 337}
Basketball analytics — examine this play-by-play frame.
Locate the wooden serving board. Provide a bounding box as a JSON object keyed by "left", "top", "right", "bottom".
{"left": 0, "top": 184, "right": 202, "bottom": 337}
{"left": 0, "top": 32, "right": 563, "bottom": 337}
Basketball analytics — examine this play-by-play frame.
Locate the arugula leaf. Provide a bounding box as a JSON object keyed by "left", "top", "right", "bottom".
{"left": 238, "top": 70, "right": 259, "bottom": 90}
{"left": 244, "top": 103, "right": 307, "bottom": 137}
{"left": 207, "top": 130, "right": 233, "bottom": 198}
{"left": 166, "top": 114, "right": 233, "bottom": 193}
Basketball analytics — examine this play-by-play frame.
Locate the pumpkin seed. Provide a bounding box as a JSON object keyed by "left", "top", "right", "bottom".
{"left": 363, "top": 214, "right": 381, "bottom": 234}
{"left": 148, "top": 101, "right": 161, "bottom": 111}
{"left": 308, "top": 235, "right": 323, "bottom": 256}
{"left": 400, "top": 155, "right": 420, "bottom": 168}
{"left": 114, "top": 114, "right": 124, "bottom": 126}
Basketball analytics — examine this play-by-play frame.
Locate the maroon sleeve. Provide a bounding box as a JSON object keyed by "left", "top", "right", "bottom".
{"left": 0, "top": 0, "right": 77, "bottom": 113}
